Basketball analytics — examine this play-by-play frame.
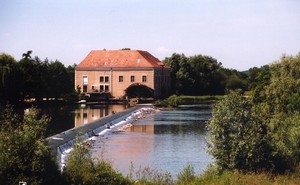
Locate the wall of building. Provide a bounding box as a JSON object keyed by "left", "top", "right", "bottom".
{"left": 75, "top": 68, "right": 155, "bottom": 98}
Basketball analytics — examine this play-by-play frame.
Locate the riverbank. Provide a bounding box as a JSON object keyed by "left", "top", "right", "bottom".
{"left": 155, "top": 95, "right": 223, "bottom": 107}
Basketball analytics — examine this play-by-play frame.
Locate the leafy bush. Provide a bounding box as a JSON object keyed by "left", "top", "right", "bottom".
{"left": 208, "top": 91, "right": 271, "bottom": 172}
{"left": 176, "top": 163, "right": 196, "bottom": 184}
{"left": 167, "top": 94, "right": 182, "bottom": 107}
{"left": 0, "top": 106, "right": 62, "bottom": 185}
{"left": 63, "top": 137, "right": 131, "bottom": 185}
{"left": 132, "top": 166, "right": 173, "bottom": 185}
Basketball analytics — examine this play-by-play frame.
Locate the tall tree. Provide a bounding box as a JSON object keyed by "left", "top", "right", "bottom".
{"left": 164, "top": 53, "right": 225, "bottom": 95}
{"left": 47, "top": 60, "right": 73, "bottom": 99}
{"left": 18, "top": 55, "right": 45, "bottom": 100}
{"left": 163, "top": 53, "right": 188, "bottom": 95}
{"left": 22, "top": 50, "right": 32, "bottom": 59}
{"left": 0, "top": 54, "right": 22, "bottom": 105}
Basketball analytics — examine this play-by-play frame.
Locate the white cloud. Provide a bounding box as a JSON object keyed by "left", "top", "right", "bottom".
{"left": 157, "top": 46, "right": 170, "bottom": 54}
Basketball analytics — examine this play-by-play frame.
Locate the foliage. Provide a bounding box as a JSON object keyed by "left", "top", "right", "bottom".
{"left": 132, "top": 166, "right": 173, "bottom": 185}
{"left": 248, "top": 65, "right": 271, "bottom": 103}
{"left": 176, "top": 163, "right": 196, "bottom": 184}
{"left": 63, "top": 138, "right": 131, "bottom": 185}
{"left": 0, "top": 53, "right": 23, "bottom": 105}
{"left": 264, "top": 54, "right": 300, "bottom": 114}
{"left": 125, "top": 83, "right": 154, "bottom": 99}
{"left": 267, "top": 113, "right": 300, "bottom": 172}
{"left": 163, "top": 53, "right": 247, "bottom": 95}
{"left": 0, "top": 51, "right": 76, "bottom": 106}
{"left": 209, "top": 53, "right": 300, "bottom": 174}
{"left": 209, "top": 91, "right": 271, "bottom": 172}
{"left": 196, "top": 166, "right": 300, "bottom": 185}
{"left": 167, "top": 94, "right": 182, "bottom": 107}
{"left": 154, "top": 95, "right": 223, "bottom": 107}
{"left": 178, "top": 95, "right": 223, "bottom": 104}
{"left": 154, "top": 99, "right": 169, "bottom": 107}
{"left": 0, "top": 106, "right": 62, "bottom": 185}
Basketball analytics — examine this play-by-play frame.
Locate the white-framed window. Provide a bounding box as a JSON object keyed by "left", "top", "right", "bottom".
{"left": 83, "top": 76, "right": 88, "bottom": 85}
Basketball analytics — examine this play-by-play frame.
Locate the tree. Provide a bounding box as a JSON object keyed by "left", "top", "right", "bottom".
{"left": 47, "top": 60, "right": 73, "bottom": 99}
{"left": 0, "top": 54, "right": 22, "bottom": 105}
{"left": 189, "top": 55, "right": 222, "bottom": 95}
{"left": 163, "top": 53, "right": 188, "bottom": 95}
{"left": 248, "top": 65, "right": 271, "bottom": 103}
{"left": 208, "top": 91, "right": 270, "bottom": 172}
{"left": 22, "top": 50, "right": 32, "bottom": 59}
{"left": 18, "top": 52, "right": 76, "bottom": 101}
{"left": 163, "top": 53, "right": 247, "bottom": 95}
{"left": 264, "top": 53, "right": 300, "bottom": 114}
{"left": 18, "top": 55, "right": 45, "bottom": 100}
{"left": 209, "top": 53, "right": 300, "bottom": 173}
{"left": 0, "top": 106, "right": 62, "bottom": 184}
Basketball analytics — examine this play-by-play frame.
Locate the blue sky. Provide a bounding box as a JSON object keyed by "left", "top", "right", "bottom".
{"left": 1, "top": 0, "right": 299, "bottom": 70}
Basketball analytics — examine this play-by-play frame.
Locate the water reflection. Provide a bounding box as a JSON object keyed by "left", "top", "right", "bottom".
{"left": 74, "top": 104, "right": 130, "bottom": 127}
{"left": 90, "top": 105, "right": 213, "bottom": 177}
{"left": 41, "top": 104, "right": 129, "bottom": 136}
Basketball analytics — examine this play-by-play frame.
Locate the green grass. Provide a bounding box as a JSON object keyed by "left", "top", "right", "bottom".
{"left": 195, "top": 170, "right": 300, "bottom": 185}
{"left": 132, "top": 164, "right": 300, "bottom": 185}
{"left": 178, "top": 95, "right": 224, "bottom": 104}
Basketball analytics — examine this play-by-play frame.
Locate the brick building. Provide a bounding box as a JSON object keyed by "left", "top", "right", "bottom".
{"left": 75, "top": 49, "right": 171, "bottom": 99}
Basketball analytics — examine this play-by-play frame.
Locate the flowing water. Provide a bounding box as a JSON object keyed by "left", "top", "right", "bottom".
{"left": 90, "top": 105, "right": 213, "bottom": 177}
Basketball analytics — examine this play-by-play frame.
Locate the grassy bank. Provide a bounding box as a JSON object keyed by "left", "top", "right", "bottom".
{"left": 189, "top": 166, "right": 300, "bottom": 185}
{"left": 131, "top": 164, "right": 300, "bottom": 185}
{"left": 155, "top": 95, "right": 224, "bottom": 107}
{"left": 179, "top": 95, "right": 224, "bottom": 104}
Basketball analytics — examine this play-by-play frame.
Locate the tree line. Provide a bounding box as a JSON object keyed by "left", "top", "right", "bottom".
{"left": 0, "top": 51, "right": 76, "bottom": 106}
{"left": 163, "top": 53, "right": 248, "bottom": 95}
{"left": 0, "top": 50, "right": 281, "bottom": 106}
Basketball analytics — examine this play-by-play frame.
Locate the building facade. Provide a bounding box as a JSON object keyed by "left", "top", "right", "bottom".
{"left": 75, "top": 50, "right": 171, "bottom": 99}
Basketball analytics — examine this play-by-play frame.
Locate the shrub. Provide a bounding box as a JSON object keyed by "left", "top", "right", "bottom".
{"left": 176, "top": 163, "right": 196, "bottom": 184}
{"left": 208, "top": 91, "right": 271, "bottom": 172}
{"left": 167, "top": 95, "right": 182, "bottom": 107}
{"left": 0, "top": 106, "right": 62, "bottom": 185}
{"left": 63, "top": 137, "right": 131, "bottom": 185}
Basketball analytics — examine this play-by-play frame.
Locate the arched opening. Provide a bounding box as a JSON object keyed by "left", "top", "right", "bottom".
{"left": 125, "top": 83, "right": 154, "bottom": 99}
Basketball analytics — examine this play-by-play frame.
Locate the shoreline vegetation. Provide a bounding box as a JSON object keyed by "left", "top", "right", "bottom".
{"left": 154, "top": 95, "right": 224, "bottom": 107}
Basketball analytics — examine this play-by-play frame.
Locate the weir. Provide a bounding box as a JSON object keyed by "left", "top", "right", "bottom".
{"left": 46, "top": 105, "right": 148, "bottom": 169}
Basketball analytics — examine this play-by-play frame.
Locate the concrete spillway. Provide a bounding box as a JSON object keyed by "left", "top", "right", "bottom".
{"left": 46, "top": 105, "right": 148, "bottom": 170}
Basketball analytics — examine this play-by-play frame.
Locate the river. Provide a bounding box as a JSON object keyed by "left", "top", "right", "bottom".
{"left": 89, "top": 105, "right": 213, "bottom": 177}
{"left": 38, "top": 103, "right": 130, "bottom": 136}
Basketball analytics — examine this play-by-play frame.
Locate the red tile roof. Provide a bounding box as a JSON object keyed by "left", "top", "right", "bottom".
{"left": 76, "top": 50, "right": 170, "bottom": 69}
